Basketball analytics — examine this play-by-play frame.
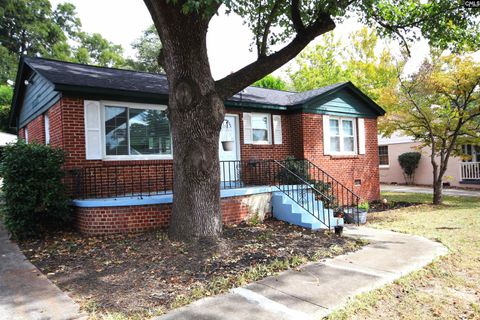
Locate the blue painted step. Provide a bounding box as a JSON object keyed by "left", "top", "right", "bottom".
{"left": 271, "top": 191, "right": 343, "bottom": 230}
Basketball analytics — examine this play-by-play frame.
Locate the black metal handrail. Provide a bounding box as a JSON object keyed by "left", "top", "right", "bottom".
{"left": 280, "top": 159, "right": 360, "bottom": 224}
{"left": 271, "top": 160, "right": 332, "bottom": 229}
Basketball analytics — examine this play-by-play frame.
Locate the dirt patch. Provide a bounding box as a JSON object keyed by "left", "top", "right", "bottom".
{"left": 18, "top": 219, "right": 363, "bottom": 316}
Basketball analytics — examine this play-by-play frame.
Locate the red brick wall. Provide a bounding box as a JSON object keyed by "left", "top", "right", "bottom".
{"left": 75, "top": 194, "right": 265, "bottom": 236}
{"left": 20, "top": 97, "right": 380, "bottom": 202}
{"left": 25, "top": 115, "right": 45, "bottom": 144}
{"left": 301, "top": 113, "right": 380, "bottom": 202}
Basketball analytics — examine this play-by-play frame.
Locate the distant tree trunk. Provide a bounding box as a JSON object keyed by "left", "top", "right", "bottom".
{"left": 146, "top": 2, "right": 225, "bottom": 240}
{"left": 432, "top": 178, "right": 443, "bottom": 205}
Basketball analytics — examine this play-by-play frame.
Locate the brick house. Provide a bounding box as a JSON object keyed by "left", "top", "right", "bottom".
{"left": 10, "top": 57, "right": 385, "bottom": 235}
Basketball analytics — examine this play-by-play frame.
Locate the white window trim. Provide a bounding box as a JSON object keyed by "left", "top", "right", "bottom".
{"left": 44, "top": 113, "right": 50, "bottom": 145}
{"left": 250, "top": 113, "right": 272, "bottom": 145}
{"left": 328, "top": 116, "right": 357, "bottom": 156}
{"left": 100, "top": 101, "right": 173, "bottom": 161}
{"left": 24, "top": 127, "right": 28, "bottom": 143}
{"left": 378, "top": 145, "right": 389, "bottom": 167}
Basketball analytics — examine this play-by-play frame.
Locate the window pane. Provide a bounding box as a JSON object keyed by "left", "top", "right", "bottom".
{"left": 330, "top": 137, "right": 340, "bottom": 152}
{"left": 342, "top": 120, "right": 353, "bottom": 136}
{"left": 252, "top": 115, "right": 268, "bottom": 130}
{"left": 379, "top": 146, "right": 389, "bottom": 165}
{"left": 105, "top": 106, "right": 128, "bottom": 155}
{"left": 344, "top": 137, "right": 354, "bottom": 152}
{"left": 253, "top": 129, "right": 268, "bottom": 142}
{"left": 329, "top": 119, "right": 339, "bottom": 136}
{"left": 129, "top": 108, "right": 171, "bottom": 155}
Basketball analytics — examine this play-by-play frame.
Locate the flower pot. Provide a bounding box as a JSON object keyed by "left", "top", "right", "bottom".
{"left": 344, "top": 209, "right": 368, "bottom": 224}
{"left": 221, "top": 140, "right": 234, "bottom": 151}
{"left": 334, "top": 225, "right": 343, "bottom": 236}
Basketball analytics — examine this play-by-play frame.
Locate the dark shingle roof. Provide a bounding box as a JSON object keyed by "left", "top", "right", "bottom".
{"left": 24, "top": 57, "right": 170, "bottom": 95}
{"left": 19, "top": 57, "right": 384, "bottom": 116}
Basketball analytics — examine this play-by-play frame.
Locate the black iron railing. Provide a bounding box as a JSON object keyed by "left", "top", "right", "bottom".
{"left": 65, "top": 158, "right": 360, "bottom": 227}
{"left": 276, "top": 159, "right": 360, "bottom": 223}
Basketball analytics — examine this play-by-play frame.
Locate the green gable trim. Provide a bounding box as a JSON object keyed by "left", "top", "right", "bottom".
{"left": 224, "top": 100, "right": 287, "bottom": 111}
{"left": 299, "top": 85, "right": 384, "bottom": 118}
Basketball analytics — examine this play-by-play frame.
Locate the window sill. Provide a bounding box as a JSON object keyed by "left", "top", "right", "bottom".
{"left": 379, "top": 165, "right": 390, "bottom": 169}
{"left": 328, "top": 154, "right": 361, "bottom": 159}
{"left": 103, "top": 155, "right": 173, "bottom": 161}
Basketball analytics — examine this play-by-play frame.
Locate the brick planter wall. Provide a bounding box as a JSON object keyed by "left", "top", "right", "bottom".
{"left": 75, "top": 193, "right": 272, "bottom": 236}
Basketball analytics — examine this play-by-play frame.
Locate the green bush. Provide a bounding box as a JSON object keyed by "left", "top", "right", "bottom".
{"left": 277, "top": 156, "right": 310, "bottom": 184}
{"left": 0, "top": 141, "right": 72, "bottom": 239}
{"left": 398, "top": 152, "right": 422, "bottom": 185}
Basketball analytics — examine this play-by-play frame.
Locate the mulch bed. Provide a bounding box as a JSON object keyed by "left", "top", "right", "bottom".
{"left": 18, "top": 219, "right": 363, "bottom": 315}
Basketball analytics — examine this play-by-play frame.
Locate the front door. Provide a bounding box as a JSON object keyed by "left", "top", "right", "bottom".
{"left": 219, "top": 115, "right": 240, "bottom": 184}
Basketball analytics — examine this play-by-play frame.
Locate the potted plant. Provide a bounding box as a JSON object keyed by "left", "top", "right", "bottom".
{"left": 345, "top": 200, "right": 369, "bottom": 224}
{"left": 333, "top": 209, "right": 344, "bottom": 235}
{"left": 221, "top": 140, "right": 234, "bottom": 151}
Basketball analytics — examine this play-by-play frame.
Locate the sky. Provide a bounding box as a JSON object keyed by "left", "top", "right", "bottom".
{"left": 50, "top": 0, "right": 429, "bottom": 80}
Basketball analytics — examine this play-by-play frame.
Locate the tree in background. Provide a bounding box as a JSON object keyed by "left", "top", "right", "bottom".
{"left": 289, "top": 27, "right": 400, "bottom": 109}
{"left": 142, "top": 0, "right": 479, "bottom": 241}
{"left": 127, "top": 25, "right": 163, "bottom": 73}
{"left": 0, "top": 0, "right": 128, "bottom": 81}
{"left": 0, "top": 85, "right": 14, "bottom": 133}
{"left": 253, "top": 74, "right": 288, "bottom": 90}
{"left": 383, "top": 54, "right": 480, "bottom": 204}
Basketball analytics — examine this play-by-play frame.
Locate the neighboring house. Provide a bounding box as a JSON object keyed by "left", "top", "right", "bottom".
{"left": 378, "top": 133, "right": 480, "bottom": 189}
{"left": 10, "top": 57, "right": 385, "bottom": 235}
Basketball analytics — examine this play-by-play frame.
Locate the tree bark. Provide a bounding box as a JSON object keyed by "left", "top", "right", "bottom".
{"left": 144, "top": 1, "right": 225, "bottom": 240}
{"left": 432, "top": 177, "right": 443, "bottom": 205}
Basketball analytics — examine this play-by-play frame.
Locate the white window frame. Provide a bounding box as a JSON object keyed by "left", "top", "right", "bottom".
{"left": 378, "top": 145, "right": 389, "bottom": 168}
{"left": 24, "top": 127, "right": 28, "bottom": 143}
{"left": 250, "top": 113, "right": 272, "bottom": 145}
{"left": 328, "top": 117, "right": 357, "bottom": 155}
{"left": 44, "top": 113, "right": 50, "bottom": 145}
{"left": 101, "top": 101, "right": 173, "bottom": 160}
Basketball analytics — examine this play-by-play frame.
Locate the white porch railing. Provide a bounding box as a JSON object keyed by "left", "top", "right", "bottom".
{"left": 461, "top": 162, "right": 480, "bottom": 180}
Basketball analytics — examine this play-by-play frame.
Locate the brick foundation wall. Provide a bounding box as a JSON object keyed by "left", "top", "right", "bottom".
{"left": 75, "top": 194, "right": 270, "bottom": 236}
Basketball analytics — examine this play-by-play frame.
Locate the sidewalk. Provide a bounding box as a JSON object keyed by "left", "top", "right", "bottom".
{"left": 0, "top": 223, "right": 86, "bottom": 320}
{"left": 381, "top": 184, "right": 480, "bottom": 197}
{"left": 155, "top": 226, "right": 448, "bottom": 320}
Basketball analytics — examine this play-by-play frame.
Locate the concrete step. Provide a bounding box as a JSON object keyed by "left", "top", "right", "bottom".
{"left": 272, "top": 192, "right": 342, "bottom": 230}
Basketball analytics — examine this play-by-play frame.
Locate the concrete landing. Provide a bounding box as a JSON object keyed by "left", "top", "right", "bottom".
{"left": 0, "top": 223, "right": 86, "bottom": 320}
{"left": 155, "top": 226, "right": 447, "bottom": 320}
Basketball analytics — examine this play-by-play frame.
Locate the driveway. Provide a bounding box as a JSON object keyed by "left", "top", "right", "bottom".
{"left": 381, "top": 184, "right": 480, "bottom": 197}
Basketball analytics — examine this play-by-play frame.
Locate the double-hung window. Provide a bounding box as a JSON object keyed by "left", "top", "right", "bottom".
{"left": 104, "top": 104, "right": 172, "bottom": 158}
{"left": 378, "top": 146, "right": 389, "bottom": 166}
{"left": 251, "top": 113, "right": 271, "bottom": 144}
{"left": 329, "top": 117, "right": 356, "bottom": 154}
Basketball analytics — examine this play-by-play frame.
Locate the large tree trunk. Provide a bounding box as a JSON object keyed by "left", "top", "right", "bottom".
{"left": 146, "top": 2, "right": 225, "bottom": 240}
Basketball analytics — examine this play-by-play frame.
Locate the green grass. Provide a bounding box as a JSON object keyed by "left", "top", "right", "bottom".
{"left": 327, "top": 192, "right": 480, "bottom": 320}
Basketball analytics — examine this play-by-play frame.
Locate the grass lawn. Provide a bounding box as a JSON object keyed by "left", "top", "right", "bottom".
{"left": 328, "top": 192, "right": 480, "bottom": 320}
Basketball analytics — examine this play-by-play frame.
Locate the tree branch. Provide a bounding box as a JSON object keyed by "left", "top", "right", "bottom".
{"left": 291, "top": 0, "right": 305, "bottom": 33}
{"left": 258, "top": 0, "right": 283, "bottom": 57}
{"left": 216, "top": 12, "right": 335, "bottom": 99}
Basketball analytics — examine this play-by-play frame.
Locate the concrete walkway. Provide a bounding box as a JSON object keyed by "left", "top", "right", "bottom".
{"left": 381, "top": 184, "right": 480, "bottom": 197}
{"left": 155, "top": 226, "right": 448, "bottom": 320}
{"left": 0, "top": 223, "right": 86, "bottom": 320}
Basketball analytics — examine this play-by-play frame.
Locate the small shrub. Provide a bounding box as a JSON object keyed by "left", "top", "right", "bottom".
{"left": 277, "top": 156, "right": 310, "bottom": 184}
{"left": 358, "top": 201, "right": 369, "bottom": 211}
{"left": 398, "top": 152, "right": 422, "bottom": 185}
{"left": 312, "top": 180, "right": 337, "bottom": 208}
{"left": 0, "top": 141, "right": 72, "bottom": 239}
